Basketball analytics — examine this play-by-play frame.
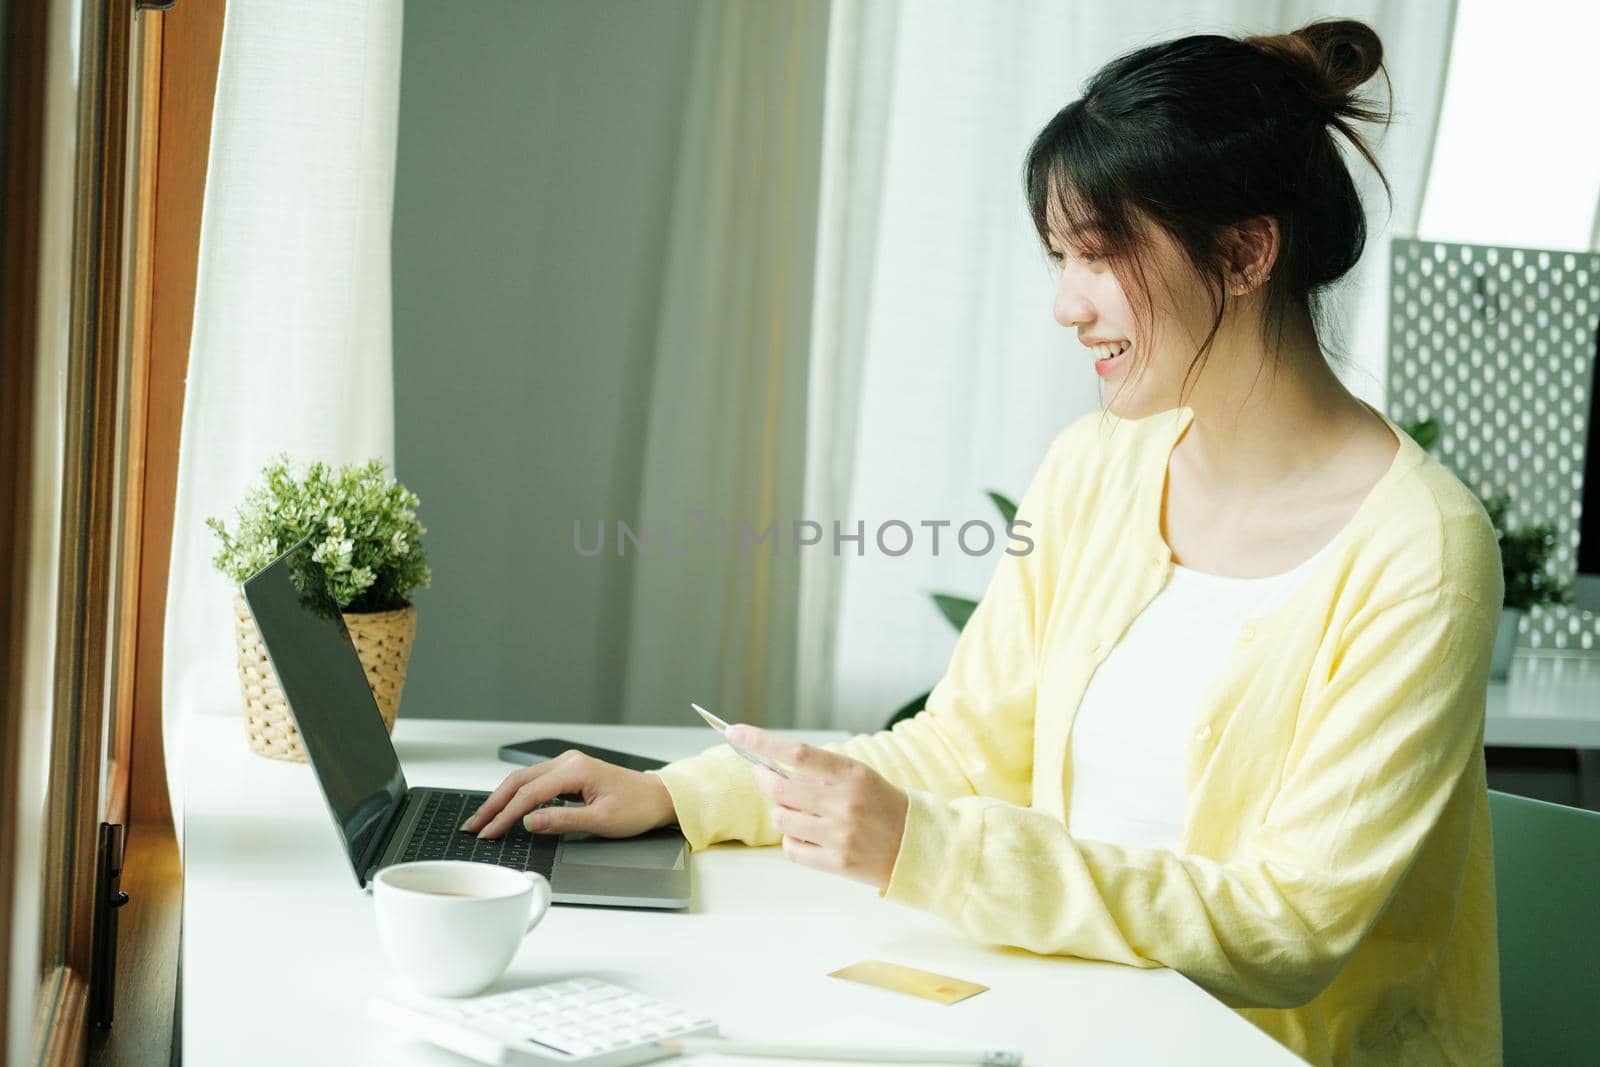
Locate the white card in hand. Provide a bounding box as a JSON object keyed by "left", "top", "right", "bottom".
{"left": 691, "top": 703, "right": 794, "bottom": 779}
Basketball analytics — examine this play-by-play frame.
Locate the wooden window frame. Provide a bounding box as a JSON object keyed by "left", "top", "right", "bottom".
{"left": 119, "top": 0, "right": 227, "bottom": 835}
{"left": 33, "top": 0, "right": 137, "bottom": 1060}
{"left": 0, "top": 0, "right": 50, "bottom": 1052}
{"left": 2, "top": 0, "right": 221, "bottom": 1061}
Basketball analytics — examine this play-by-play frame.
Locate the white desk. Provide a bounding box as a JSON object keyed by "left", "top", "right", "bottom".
{"left": 1486, "top": 652, "right": 1600, "bottom": 749}
{"left": 181, "top": 716, "right": 1300, "bottom": 1065}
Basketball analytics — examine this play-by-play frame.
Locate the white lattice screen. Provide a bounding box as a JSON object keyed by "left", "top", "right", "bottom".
{"left": 1387, "top": 238, "right": 1600, "bottom": 653}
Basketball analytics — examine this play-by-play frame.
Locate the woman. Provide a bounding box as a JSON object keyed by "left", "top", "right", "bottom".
{"left": 464, "top": 19, "right": 1502, "bottom": 1065}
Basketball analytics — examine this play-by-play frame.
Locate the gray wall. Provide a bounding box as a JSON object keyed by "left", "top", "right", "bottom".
{"left": 392, "top": 1, "right": 697, "bottom": 722}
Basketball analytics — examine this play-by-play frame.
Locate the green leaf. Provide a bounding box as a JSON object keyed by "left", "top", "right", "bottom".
{"left": 1400, "top": 416, "right": 1440, "bottom": 452}
{"left": 207, "top": 455, "right": 430, "bottom": 612}
{"left": 1477, "top": 488, "right": 1573, "bottom": 612}
{"left": 1388, "top": 412, "right": 1572, "bottom": 613}
{"left": 887, "top": 689, "right": 932, "bottom": 729}
{"left": 903, "top": 488, "right": 1017, "bottom": 728}
{"left": 987, "top": 490, "right": 1018, "bottom": 526}
{"left": 932, "top": 593, "right": 977, "bottom": 632}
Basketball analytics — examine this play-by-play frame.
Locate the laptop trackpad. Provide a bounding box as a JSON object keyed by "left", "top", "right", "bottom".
{"left": 559, "top": 835, "right": 684, "bottom": 870}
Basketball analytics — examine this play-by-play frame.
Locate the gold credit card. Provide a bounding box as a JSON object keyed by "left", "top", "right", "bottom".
{"left": 827, "top": 960, "right": 989, "bottom": 1005}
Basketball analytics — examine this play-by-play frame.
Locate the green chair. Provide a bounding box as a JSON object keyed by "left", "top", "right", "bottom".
{"left": 1488, "top": 789, "right": 1600, "bottom": 1065}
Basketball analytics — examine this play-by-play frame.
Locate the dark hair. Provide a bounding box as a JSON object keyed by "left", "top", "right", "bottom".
{"left": 1023, "top": 19, "right": 1393, "bottom": 408}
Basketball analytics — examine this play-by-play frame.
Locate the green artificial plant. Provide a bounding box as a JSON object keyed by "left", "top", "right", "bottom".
{"left": 889, "top": 490, "right": 1018, "bottom": 728}
{"left": 1398, "top": 416, "right": 1573, "bottom": 614}
{"left": 207, "top": 456, "right": 430, "bottom": 613}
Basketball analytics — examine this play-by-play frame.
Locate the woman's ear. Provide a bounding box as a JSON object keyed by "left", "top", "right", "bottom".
{"left": 1226, "top": 216, "right": 1279, "bottom": 295}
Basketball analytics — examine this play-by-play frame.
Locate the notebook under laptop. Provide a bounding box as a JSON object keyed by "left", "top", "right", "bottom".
{"left": 241, "top": 537, "right": 691, "bottom": 909}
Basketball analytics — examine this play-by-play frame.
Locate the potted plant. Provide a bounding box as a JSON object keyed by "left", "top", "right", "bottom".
{"left": 208, "top": 457, "right": 430, "bottom": 761}
{"left": 1401, "top": 417, "right": 1574, "bottom": 680}
{"left": 889, "top": 490, "right": 1017, "bottom": 728}
{"left": 1477, "top": 490, "right": 1574, "bottom": 679}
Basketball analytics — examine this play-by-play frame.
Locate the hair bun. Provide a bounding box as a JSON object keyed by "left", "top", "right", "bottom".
{"left": 1294, "top": 19, "right": 1384, "bottom": 97}
{"left": 1246, "top": 18, "right": 1390, "bottom": 128}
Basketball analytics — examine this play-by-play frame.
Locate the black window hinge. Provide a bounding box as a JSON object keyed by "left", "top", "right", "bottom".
{"left": 90, "top": 822, "right": 131, "bottom": 1030}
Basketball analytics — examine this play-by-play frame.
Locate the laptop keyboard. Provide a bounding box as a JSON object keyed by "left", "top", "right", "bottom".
{"left": 397, "top": 790, "right": 561, "bottom": 878}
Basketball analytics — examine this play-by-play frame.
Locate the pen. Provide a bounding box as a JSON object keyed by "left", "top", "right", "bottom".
{"left": 654, "top": 1036, "right": 1024, "bottom": 1065}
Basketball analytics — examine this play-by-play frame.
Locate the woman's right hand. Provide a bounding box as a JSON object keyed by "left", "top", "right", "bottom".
{"left": 459, "top": 750, "right": 678, "bottom": 840}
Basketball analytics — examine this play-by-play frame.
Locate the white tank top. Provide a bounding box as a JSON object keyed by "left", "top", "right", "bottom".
{"left": 1066, "top": 540, "right": 1333, "bottom": 851}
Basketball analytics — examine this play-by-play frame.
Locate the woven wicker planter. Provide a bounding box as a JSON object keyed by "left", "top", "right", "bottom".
{"left": 233, "top": 593, "right": 417, "bottom": 762}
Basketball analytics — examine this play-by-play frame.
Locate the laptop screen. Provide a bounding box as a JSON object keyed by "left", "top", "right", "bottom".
{"left": 242, "top": 537, "right": 407, "bottom": 880}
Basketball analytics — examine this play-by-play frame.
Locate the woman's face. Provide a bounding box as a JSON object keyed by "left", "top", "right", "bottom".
{"left": 1048, "top": 212, "right": 1215, "bottom": 419}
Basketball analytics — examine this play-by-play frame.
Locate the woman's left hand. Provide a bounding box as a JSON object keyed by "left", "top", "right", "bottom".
{"left": 726, "top": 724, "right": 909, "bottom": 892}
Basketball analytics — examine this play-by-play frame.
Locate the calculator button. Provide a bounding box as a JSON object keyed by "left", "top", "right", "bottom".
{"left": 381, "top": 978, "right": 715, "bottom": 1065}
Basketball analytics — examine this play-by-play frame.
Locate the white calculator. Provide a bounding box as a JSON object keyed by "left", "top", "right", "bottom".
{"left": 370, "top": 977, "right": 718, "bottom": 1066}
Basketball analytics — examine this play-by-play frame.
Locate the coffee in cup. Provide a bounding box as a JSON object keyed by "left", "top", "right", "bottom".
{"left": 372, "top": 860, "right": 552, "bottom": 997}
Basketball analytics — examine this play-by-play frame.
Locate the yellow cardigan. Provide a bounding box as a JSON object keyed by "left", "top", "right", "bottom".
{"left": 649, "top": 402, "right": 1504, "bottom": 1066}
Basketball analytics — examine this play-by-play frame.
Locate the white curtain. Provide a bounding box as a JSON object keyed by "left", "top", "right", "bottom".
{"left": 797, "top": 0, "right": 1458, "bottom": 733}
{"left": 616, "top": 0, "right": 831, "bottom": 729}
{"left": 162, "top": 0, "right": 404, "bottom": 837}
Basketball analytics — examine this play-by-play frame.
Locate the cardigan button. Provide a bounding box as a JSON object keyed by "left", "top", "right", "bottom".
{"left": 1195, "top": 724, "right": 1212, "bottom": 741}
{"left": 1239, "top": 625, "right": 1256, "bottom": 642}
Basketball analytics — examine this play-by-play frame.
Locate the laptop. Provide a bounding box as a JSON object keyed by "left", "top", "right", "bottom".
{"left": 241, "top": 536, "right": 691, "bottom": 909}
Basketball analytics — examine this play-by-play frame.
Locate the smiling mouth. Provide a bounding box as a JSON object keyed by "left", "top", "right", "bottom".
{"left": 1092, "top": 341, "right": 1131, "bottom": 375}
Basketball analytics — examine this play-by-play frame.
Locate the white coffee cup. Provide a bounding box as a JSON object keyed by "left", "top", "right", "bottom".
{"left": 372, "top": 860, "right": 553, "bottom": 997}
